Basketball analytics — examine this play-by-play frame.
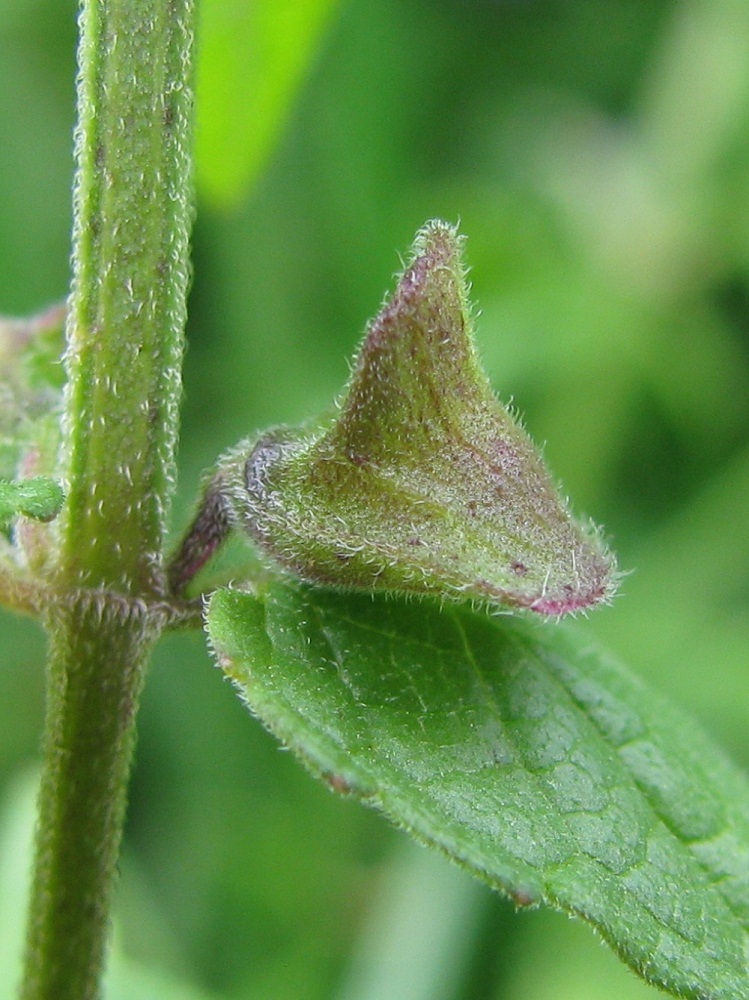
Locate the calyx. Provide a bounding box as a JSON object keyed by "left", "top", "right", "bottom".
{"left": 216, "top": 221, "right": 616, "bottom": 616}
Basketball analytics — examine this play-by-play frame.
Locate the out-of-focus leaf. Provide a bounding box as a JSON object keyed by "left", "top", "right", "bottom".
{"left": 195, "top": 0, "right": 339, "bottom": 207}
{"left": 0, "top": 768, "right": 37, "bottom": 1000}
{"left": 208, "top": 582, "right": 749, "bottom": 1000}
{"left": 0, "top": 306, "right": 65, "bottom": 482}
{"left": 105, "top": 949, "right": 223, "bottom": 1000}
{"left": 0, "top": 768, "right": 221, "bottom": 1000}
{"left": 591, "top": 446, "right": 749, "bottom": 745}
{"left": 0, "top": 305, "right": 66, "bottom": 395}
{"left": 333, "top": 839, "right": 487, "bottom": 1000}
{"left": 499, "top": 908, "right": 664, "bottom": 1000}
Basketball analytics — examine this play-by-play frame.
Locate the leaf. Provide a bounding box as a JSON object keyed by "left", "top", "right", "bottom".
{"left": 0, "top": 477, "right": 64, "bottom": 524}
{"left": 207, "top": 582, "right": 749, "bottom": 1000}
{"left": 0, "top": 305, "right": 65, "bottom": 482}
{"left": 195, "top": 0, "right": 339, "bottom": 207}
{"left": 0, "top": 768, "right": 38, "bottom": 1000}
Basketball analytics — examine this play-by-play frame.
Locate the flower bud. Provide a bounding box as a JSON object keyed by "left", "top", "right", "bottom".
{"left": 223, "top": 221, "right": 615, "bottom": 616}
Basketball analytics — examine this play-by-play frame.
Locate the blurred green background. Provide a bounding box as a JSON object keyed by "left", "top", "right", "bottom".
{"left": 2, "top": 0, "right": 749, "bottom": 997}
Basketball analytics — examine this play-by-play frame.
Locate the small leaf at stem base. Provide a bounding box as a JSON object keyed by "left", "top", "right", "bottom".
{"left": 0, "top": 477, "right": 65, "bottom": 525}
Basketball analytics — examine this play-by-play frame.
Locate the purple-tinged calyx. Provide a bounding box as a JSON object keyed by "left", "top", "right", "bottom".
{"left": 223, "top": 221, "right": 616, "bottom": 616}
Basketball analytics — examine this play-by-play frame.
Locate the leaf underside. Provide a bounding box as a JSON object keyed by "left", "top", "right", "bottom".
{"left": 208, "top": 582, "right": 749, "bottom": 1000}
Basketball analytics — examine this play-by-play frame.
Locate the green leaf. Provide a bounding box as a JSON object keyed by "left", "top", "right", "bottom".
{"left": 0, "top": 478, "right": 64, "bottom": 524}
{"left": 0, "top": 305, "right": 65, "bottom": 482}
{"left": 195, "top": 0, "right": 338, "bottom": 207}
{"left": 0, "top": 305, "right": 66, "bottom": 398}
{"left": 207, "top": 582, "right": 749, "bottom": 1000}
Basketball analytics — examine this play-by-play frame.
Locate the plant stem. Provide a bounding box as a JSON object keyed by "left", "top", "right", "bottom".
{"left": 20, "top": 0, "right": 195, "bottom": 995}
{"left": 59, "top": 0, "right": 194, "bottom": 598}
{"left": 20, "top": 600, "right": 160, "bottom": 1000}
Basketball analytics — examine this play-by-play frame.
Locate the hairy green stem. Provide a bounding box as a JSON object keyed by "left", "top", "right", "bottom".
{"left": 21, "top": 601, "right": 161, "bottom": 1000}
{"left": 20, "top": 0, "right": 195, "bottom": 996}
{"left": 59, "top": 0, "right": 194, "bottom": 597}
